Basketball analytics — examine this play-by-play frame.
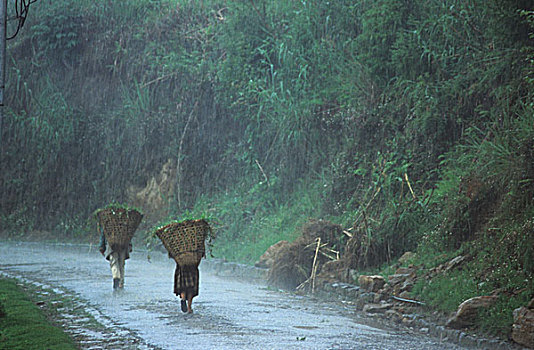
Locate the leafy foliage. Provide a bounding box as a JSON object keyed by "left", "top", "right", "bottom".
{"left": 0, "top": 0, "right": 532, "bottom": 336}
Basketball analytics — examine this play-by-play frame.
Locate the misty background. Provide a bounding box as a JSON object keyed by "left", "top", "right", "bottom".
{"left": 0, "top": 0, "right": 532, "bottom": 287}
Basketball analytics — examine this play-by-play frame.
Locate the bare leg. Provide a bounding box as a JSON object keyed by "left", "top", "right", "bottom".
{"left": 110, "top": 250, "right": 126, "bottom": 289}
{"left": 187, "top": 295, "right": 194, "bottom": 313}
{"left": 118, "top": 250, "right": 126, "bottom": 288}
{"left": 179, "top": 292, "right": 188, "bottom": 312}
{"left": 110, "top": 252, "right": 121, "bottom": 289}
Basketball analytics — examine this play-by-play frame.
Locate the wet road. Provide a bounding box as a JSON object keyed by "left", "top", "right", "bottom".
{"left": 0, "top": 241, "right": 469, "bottom": 349}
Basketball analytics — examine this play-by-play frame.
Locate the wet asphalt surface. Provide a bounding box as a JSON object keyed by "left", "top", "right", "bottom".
{"left": 0, "top": 241, "right": 471, "bottom": 350}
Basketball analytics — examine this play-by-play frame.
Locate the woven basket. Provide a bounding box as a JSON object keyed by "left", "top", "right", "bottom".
{"left": 96, "top": 207, "right": 143, "bottom": 248}
{"left": 155, "top": 219, "right": 210, "bottom": 266}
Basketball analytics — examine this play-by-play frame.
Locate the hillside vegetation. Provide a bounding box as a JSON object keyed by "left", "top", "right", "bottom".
{"left": 0, "top": 0, "right": 533, "bottom": 338}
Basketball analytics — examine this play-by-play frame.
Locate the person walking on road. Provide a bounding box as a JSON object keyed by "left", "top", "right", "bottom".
{"left": 173, "top": 252, "right": 203, "bottom": 313}
{"left": 99, "top": 230, "right": 132, "bottom": 290}
{"left": 156, "top": 218, "right": 210, "bottom": 314}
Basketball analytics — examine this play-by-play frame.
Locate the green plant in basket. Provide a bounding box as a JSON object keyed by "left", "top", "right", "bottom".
{"left": 94, "top": 202, "right": 143, "bottom": 248}
{"left": 93, "top": 202, "right": 142, "bottom": 218}
{"left": 149, "top": 215, "right": 216, "bottom": 263}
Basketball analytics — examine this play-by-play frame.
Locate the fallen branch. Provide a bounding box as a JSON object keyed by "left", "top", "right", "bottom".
{"left": 318, "top": 249, "right": 337, "bottom": 261}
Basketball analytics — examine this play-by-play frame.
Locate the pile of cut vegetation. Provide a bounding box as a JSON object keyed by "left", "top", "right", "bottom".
{"left": 267, "top": 219, "right": 346, "bottom": 291}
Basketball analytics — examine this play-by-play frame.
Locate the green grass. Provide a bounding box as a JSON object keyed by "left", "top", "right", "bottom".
{"left": 476, "top": 292, "right": 532, "bottom": 338}
{"left": 412, "top": 269, "right": 479, "bottom": 313}
{"left": 410, "top": 213, "right": 534, "bottom": 337}
{"left": 0, "top": 278, "right": 76, "bottom": 350}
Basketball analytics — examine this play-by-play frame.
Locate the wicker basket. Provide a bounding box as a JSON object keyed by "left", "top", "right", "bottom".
{"left": 96, "top": 207, "right": 143, "bottom": 249}
{"left": 155, "top": 219, "right": 210, "bottom": 266}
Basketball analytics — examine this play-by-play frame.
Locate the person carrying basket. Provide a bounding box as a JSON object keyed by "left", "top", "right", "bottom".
{"left": 155, "top": 219, "right": 210, "bottom": 314}
{"left": 99, "top": 231, "right": 132, "bottom": 290}
{"left": 95, "top": 206, "right": 143, "bottom": 290}
{"left": 174, "top": 251, "right": 204, "bottom": 313}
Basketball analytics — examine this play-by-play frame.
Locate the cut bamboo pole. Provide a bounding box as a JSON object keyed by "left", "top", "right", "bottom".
{"left": 310, "top": 237, "right": 321, "bottom": 293}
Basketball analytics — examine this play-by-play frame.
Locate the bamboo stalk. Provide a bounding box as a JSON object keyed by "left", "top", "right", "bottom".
{"left": 353, "top": 187, "right": 382, "bottom": 227}
{"left": 255, "top": 159, "right": 270, "bottom": 186}
{"left": 310, "top": 237, "right": 321, "bottom": 293}
{"left": 322, "top": 247, "right": 340, "bottom": 260}
{"left": 404, "top": 173, "right": 417, "bottom": 200}
{"left": 304, "top": 241, "right": 328, "bottom": 249}
{"left": 318, "top": 249, "right": 337, "bottom": 261}
{"left": 296, "top": 279, "right": 309, "bottom": 291}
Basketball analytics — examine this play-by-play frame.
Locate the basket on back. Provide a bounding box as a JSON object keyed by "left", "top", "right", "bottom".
{"left": 96, "top": 207, "right": 143, "bottom": 249}
{"left": 155, "top": 219, "right": 210, "bottom": 266}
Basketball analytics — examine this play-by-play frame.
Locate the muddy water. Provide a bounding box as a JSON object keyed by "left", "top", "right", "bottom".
{"left": 0, "top": 241, "right": 469, "bottom": 349}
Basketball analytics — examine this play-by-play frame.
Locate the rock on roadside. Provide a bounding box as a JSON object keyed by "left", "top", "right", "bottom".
{"left": 512, "top": 298, "right": 534, "bottom": 349}
{"left": 358, "top": 275, "right": 386, "bottom": 292}
{"left": 446, "top": 295, "right": 498, "bottom": 329}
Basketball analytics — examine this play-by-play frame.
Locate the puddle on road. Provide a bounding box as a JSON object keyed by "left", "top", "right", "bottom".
{"left": 0, "top": 262, "right": 43, "bottom": 267}
{"left": 293, "top": 325, "right": 319, "bottom": 330}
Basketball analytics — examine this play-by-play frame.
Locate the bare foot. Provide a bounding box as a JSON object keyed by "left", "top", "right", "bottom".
{"left": 188, "top": 295, "right": 195, "bottom": 313}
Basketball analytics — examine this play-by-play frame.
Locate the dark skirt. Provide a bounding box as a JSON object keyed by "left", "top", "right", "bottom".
{"left": 174, "top": 263, "right": 199, "bottom": 298}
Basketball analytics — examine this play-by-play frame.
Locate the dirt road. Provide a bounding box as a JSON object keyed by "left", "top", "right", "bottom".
{"left": 0, "top": 241, "right": 469, "bottom": 349}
